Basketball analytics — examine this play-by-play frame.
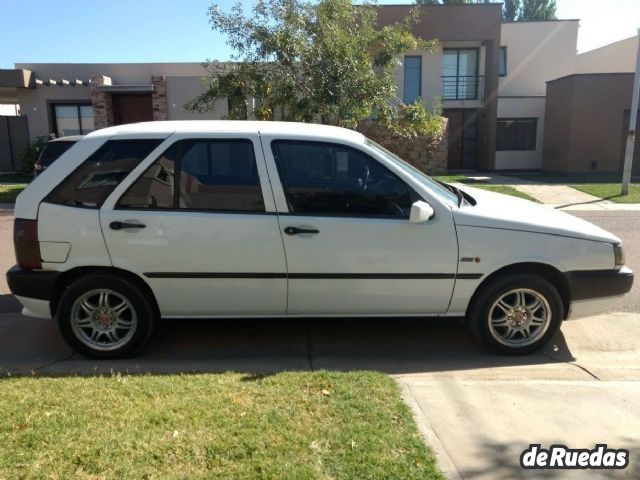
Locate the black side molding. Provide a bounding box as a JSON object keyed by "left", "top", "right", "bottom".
{"left": 6, "top": 265, "right": 60, "bottom": 301}
{"left": 565, "top": 268, "right": 634, "bottom": 301}
{"left": 143, "top": 272, "right": 483, "bottom": 280}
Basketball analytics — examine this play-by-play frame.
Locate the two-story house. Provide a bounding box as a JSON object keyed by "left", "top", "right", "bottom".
{"left": 0, "top": 3, "right": 636, "bottom": 174}
{"left": 380, "top": 4, "right": 580, "bottom": 172}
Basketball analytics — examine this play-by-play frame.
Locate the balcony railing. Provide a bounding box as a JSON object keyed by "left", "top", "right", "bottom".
{"left": 442, "top": 75, "right": 485, "bottom": 101}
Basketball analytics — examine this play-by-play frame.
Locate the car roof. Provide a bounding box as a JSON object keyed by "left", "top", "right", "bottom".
{"left": 50, "top": 135, "right": 83, "bottom": 142}
{"left": 85, "top": 120, "right": 366, "bottom": 144}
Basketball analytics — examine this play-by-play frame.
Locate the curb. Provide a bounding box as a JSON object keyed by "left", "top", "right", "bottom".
{"left": 398, "top": 381, "right": 463, "bottom": 480}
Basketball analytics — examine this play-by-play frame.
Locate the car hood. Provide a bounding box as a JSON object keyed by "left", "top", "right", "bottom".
{"left": 452, "top": 186, "right": 620, "bottom": 244}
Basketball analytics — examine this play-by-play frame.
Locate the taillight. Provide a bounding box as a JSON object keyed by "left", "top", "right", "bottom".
{"left": 14, "top": 219, "right": 42, "bottom": 270}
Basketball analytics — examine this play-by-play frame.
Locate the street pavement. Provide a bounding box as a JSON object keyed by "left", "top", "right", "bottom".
{"left": 0, "top": 207, "right": 638, "bottom": 479}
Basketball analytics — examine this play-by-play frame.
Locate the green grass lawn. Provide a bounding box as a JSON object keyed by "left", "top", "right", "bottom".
{"left": 432, "top": 174, "right": 471, "bottom": 184}
{"left": 0, "top": 173, "right": 33, "bottom": 184}
{"left": 0, "top": 184, "right": 26, "bottom": 203}
{"left": 0, "top": 372, "right": 443, "bottom": 480}
{"left": 434, "top": 175, "right": 539, "bottom": 202}
{"left": 470, "top": 184, "right": 540, "bottom": 202}
{"left": 572, "top": 184, "right": 640, "bottom": 204}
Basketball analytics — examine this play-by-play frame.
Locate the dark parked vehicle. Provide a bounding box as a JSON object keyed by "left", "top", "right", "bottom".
{"left": 34, "top": 136, "right": 82, "bottom": 176}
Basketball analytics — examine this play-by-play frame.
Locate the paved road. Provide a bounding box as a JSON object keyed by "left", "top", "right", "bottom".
{"left": 0, "top": 207, "right": 638, "bottom": 479}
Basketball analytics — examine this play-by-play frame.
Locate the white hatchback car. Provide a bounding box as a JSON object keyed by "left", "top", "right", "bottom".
{"left": 7, "top": 121, "right": 633, "bottom": 358}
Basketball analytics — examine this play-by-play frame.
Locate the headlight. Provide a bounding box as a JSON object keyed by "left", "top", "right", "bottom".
{"left": 613, "top": 244, "right": 625, "bottom": 269}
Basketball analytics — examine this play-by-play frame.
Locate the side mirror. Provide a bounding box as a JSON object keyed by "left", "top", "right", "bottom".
{"left": 409, "top": 201, "right": 435, "bottom": 223}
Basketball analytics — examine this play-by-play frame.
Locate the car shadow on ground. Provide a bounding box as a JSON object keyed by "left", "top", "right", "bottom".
{"left": 0, "top": 312, "right": 575, "bottom": 377}
{"left": 464, "top": 439, "right": 640, "bottom": 480}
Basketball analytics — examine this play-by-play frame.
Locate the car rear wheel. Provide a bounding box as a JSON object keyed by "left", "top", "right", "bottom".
{"left": 57, "top": 274, "right": 156, "bottom": 359}
{"left": 467, "top": 273, "right": 563, "bottom": 355}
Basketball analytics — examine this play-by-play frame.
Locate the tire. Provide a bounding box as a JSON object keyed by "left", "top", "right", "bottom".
{"left": 57, "top": 274, "right": 157, "bottom": 359}
{"left": 467, "top": 273, "right": 563, "bottom": 355}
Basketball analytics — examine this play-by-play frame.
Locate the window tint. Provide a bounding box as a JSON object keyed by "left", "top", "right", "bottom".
{"left": 117, "top": 139, "right": 264, "bottom": 212}
{"left": 46, "top": 139, "right": 162, "bottom": 208}
{"left": 39, "top": 141, "right": 77, "bottom": 166}
{"left": 496, "top": 118, "right": 537, "bottom": 151}
{"left": 272, "top": 141, "right": 414, "bottom": 218}
{"left": 178, "top": 140, "right": 264, "bottom": 211}
{"left": 118, "top": 144, "right": 177, "bottom": 209}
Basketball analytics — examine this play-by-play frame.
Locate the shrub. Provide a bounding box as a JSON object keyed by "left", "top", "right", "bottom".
{"left": 19, "top": 135, "right": 50, "bottom": 173}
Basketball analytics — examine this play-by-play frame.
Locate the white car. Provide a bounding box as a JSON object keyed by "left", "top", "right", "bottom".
{"left": 7, "top": 121, "right": 633, "bottom": 358}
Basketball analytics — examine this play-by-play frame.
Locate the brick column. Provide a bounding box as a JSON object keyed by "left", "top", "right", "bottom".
{"left": 151, "top": 76, "right": 168, "bottom": 121}
{"left": 90, "top": 75, "right": 113, "bottom": 129}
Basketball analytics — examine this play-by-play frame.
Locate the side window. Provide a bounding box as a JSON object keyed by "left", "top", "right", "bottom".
{"left": 272, "top": 141, "right": 414, "bottom": 218}
{"left": 46, "top": 139, "right": 162, "bottom": 208}
{"left": 118, "top": 144, "right": 177, "bottom": 209}
{"left": 118, "top": 139, "right": 265, "bottom": 212}
{"left": 178, "top": 140, "right": 264, "bottom": 211}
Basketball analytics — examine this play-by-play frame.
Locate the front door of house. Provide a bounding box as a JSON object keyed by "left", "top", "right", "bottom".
{"left": 112, "top": 94, "right": 154, "bottom": 125}
{"left": 443, "top": 109, "right": 478, "bottom": 170}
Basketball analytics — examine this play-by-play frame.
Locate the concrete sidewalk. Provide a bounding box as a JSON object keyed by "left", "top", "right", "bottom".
{"left": 397, "top": 312, "right": 640, "bottom": 480}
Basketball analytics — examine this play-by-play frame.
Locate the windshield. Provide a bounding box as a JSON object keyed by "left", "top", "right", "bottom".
{"left": 365, "top": 139, "right": 459, "bottom": 206}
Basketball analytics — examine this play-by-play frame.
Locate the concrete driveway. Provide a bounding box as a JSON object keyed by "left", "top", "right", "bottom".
{"left": 0, "top": 207, "right": 638, "bottom": 479}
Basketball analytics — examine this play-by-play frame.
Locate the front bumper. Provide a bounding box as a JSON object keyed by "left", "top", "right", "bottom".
{"left": 565, "top": 266, "right": 633, "bottom": 319}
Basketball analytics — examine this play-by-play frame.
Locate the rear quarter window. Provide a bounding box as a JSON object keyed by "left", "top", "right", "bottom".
{"left": 39, "top": 141, "right": 77, "bottom": 166}
{"left": 45, "top": 139, "right": 162, "bottom": 208}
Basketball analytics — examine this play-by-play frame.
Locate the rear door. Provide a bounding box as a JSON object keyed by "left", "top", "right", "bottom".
{"left": 100, "top": 132, "right": 287, "bottom": 317}
{"left": 262, "top": 137, "right": 459, "bottom": 315}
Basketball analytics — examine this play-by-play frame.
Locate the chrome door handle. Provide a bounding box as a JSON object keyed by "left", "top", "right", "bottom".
{"left": 110, "top": 221, "right": 146, "bottom": 230}
{"left": 284, "top": 226, "right": 319, "bottom": 235}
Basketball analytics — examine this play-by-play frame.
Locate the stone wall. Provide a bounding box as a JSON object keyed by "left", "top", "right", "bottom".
{"left": 89, "top": 75, "right": 113, "bottom": 129}
{"left": 356, "top": 119, "right": 448, "bottom": 174}
{"left": 151, "top": 76, "right": 168, "bottom": 121}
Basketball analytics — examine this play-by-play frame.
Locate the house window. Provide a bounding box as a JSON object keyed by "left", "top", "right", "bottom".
{"left": 496, "top": 118, "right": 537, "bottom": 151}
{"left": 403, "top": 56, "right": 422, "bottom": 104}
{"left": 442, "top": 48, "right": 480, "bottom": 100}
{"left": 52, "top": 104, "right": 95, "bottom": 136}
{"left": 499, "top": 47, "right": 507, "bottom": 77}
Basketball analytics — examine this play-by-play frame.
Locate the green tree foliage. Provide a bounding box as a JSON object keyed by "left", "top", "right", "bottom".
{"left": 19, "top": 135, "right": 49, "bottom": 173}
{"left": 187, "top": 0, "right": 444, "bottom": 137}
{"left": 502, "top": 0, "right": 521, "bottom": 21}
{"left": 520, "top": 0, "right": 556, "bottom": 21}
{"left": 416, "top": 0, "right": 556, "bottom": 21}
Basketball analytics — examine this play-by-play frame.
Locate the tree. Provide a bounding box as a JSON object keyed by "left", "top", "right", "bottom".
{"left": 188, "top": 0, "right": 442, "bottom": 136}
{"left": 416, "top": 0, "right": 556, "bottom": 21}
{"left": 520, "top": 0, "right": 556, "bottom": 21}
{"left": 502, "top": 0, "right": 521, "bottom": 22}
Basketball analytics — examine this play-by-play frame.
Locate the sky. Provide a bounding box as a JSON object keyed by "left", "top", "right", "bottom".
{"left": 1, "top": 0, "right": 639, "bottom": 68}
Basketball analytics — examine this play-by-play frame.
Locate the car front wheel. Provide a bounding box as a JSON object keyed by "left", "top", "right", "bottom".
{"left": 467, "top": 273, "right": 563, "bottom": 355}
{"left": 57, "top": 274, "right": 156, "bottom": 359}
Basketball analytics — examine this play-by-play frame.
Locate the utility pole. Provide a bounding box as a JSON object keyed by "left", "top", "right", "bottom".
{"left": 621, "top": 29, "right": 640, "bottom": 195}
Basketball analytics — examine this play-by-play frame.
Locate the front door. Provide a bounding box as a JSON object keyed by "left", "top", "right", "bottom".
{"left": 112, "top": 94, "right": 154, "bottom": 125}
{"left": 444, "top": 109, "right": 478, "bottom": 170}
{"left": 100, "top": 133, "right": 287, "bottom": 317}
{"left": 263, "top": 138, "right": 459, "bottom": 315}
